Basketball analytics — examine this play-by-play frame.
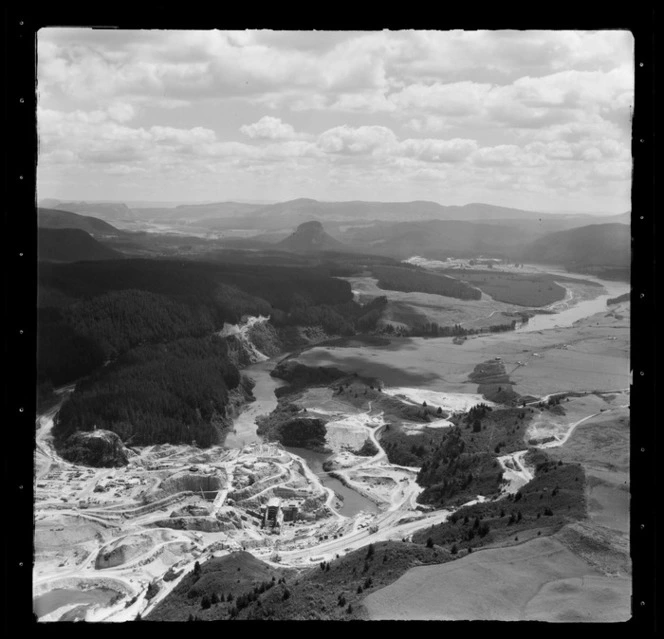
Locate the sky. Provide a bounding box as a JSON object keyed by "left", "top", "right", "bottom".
{"left": 37, "top": 29, "right": 634, "bottom": 213}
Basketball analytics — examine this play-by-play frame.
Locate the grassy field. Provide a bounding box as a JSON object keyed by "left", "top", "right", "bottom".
{"left": 439, "top": 269, "right": 569, "bottom": 306}
{"left": 361, "top": 534, "right": 630, "bottom": 621}
{"left": 235, "top": 541, "right": 454, "bottom": 620}
{"left": 345, "top": 275, "right": 518, "bottom": 329}
{"left": 545, "top": 406, "right": 630, "bottom": 535}
{"left": 292, "top": 304, "right": 629, "bottom": 398}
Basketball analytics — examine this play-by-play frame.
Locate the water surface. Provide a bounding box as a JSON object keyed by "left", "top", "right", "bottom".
{"left": 284, "top": 446, "right": 380, "bottom": 517}
{"left": 224, "top": 359, "right": 285, "bottom": 448}
{"left": 34, "top": 587, "right": 118, "bottom": 619}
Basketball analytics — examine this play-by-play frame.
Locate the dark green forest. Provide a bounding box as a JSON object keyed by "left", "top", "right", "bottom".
{"left": 40, "top": 258, "right": 389, "bottom": 455}
{"left": 37, "top": 258, "right": 371, "bottom": 388}
{"left": 53, "top": 336, "right": 243, "bottom": 449}
{"left": 370, "top": 265, "right": 482, "bottom": 300}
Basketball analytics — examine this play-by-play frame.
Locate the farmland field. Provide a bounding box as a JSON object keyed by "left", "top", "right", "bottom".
{"left": 362, "top": 534, "right": 630, "bottom": 621}
{"left": 440, "top": 269, "right": 570, "bottom": 306}
{"left": 292, "top": 302, "right": 629, "bottom": 398}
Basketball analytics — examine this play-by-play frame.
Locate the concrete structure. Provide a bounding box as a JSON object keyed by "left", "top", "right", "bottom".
{"left": 261, "top": 497, "right": 283, "bottom": 529}
{"left": 282, "top": 502, "right": 299, "bottom": 522}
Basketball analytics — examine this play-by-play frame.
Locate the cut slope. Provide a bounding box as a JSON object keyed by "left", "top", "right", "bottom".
{"left": 37, "top": 228, "right": 124, "bottom": 262}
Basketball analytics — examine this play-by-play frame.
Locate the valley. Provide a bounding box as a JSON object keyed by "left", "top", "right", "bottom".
{"left": 33, "top": 263, "right": 631, "bottom": 622}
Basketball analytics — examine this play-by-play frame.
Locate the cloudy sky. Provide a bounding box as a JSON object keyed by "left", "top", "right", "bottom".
{"left": 37, "top": 29, "right": 634, "bottom": 212}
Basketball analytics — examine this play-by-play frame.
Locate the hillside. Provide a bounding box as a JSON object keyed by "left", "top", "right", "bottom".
{"left": 37, "top": 228, "right": 124, "bottom": 262}
{"left": 276, "top": 220, "right": 350, "bottom": 253}
{"left": 53, "top": 201, "right": 137, "bottom": 223}
{"left": 38, "top": 207, "right": 124, "bottom": 237}
{"left": 147, "top": 551, "right": 288, "bottom": 621}
{"left": 343, "top": 219, "right": 537, "bottom": 259}
{"left": 520, "top": 223, "right": 630, "bottom": 274}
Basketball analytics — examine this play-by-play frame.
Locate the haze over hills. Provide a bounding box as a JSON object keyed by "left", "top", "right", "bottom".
{"left": 39, "top": 198, "right": 629, "bottom": 234}
{"left": 34, "top": 202, "right": 630, "bottom": 279}
{"left": 37, "top": 228, "right": 125, "bottom": 262}
{"left": 52, "top": 201, "right": 137, "bottom": 223}
{"left": 520, "top": 223, "right": 631, "bottom": 272}
{"left": 38, "top": 208, "right": 125, "bottom": 238}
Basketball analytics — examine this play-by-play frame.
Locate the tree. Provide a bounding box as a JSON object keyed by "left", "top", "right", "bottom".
{"left": 473, "top": 420, "right": 482, "bottom": 433}
{"left": 437, "top": 407, "right": 443, "bottom": 415}
{"left": 451, "top": 544, "right": 458, "bottom": 555}
{"left": 346, "top": 603, "right": 353, "bottom": 614}
{"left": 282, "top": 589, "right": 291, "bottom": 601}
{"left": 366, "top": 543, "right": 375, "bottom": 559}
{"left": 201, "top": 596, "right": 211, "bottom": 610}
{"left": 211, "top": 592, "right": 219, "bottom": 605}
{"left": 426, "top": 537, "right": 434, "bottom": 549}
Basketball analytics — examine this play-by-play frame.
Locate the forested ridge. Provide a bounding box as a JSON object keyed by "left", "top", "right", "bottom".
{"left": 54, "top": 336, "right": 242, "bottom": 449}
{"left": 40, "top": 258, "right": 388, "bottom": 457}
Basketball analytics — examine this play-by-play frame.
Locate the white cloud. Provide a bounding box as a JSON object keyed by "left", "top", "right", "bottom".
{"left": 399, "top": 137, "right": 478, "bottom": 163}
{"left": 36, "top": 29, "right": 633, "bottom": 211}
{"left": 107, "top": 102, "right": 137, "bottom": 123}
{"left": 240, "top": 116, "right": 300, "bottom": 140}
{"left": 317, "top": 125, "right": 398, "bottom": 155}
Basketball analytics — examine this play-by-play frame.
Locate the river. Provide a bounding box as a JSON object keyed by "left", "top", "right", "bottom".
{"left": 283, "top": 446, "right": 380, "bottom": 517}
{"left": 225, "top": 358, "right": 379, "bottom": 517}
{"left": 223, "top": 359, "right": 286, "bottom": 448}
{"left": 515, "top": 268, "right": 630, "bottom": 333}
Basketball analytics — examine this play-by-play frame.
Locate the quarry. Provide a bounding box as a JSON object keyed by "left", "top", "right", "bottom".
{"left": 33, "top": 270, "right": 631, "bottom": 622}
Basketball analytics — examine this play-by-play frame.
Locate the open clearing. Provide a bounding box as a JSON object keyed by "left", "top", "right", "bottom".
{"left": 546, "top": 405, "right": 630, "bottom": 535}
{"left": 362, "top": 534, "right": 630, "bottom": 621}
{"left": 294, "top": 304, "right": 629, "bottom": 397}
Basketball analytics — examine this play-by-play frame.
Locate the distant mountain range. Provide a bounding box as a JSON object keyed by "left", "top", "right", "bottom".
{"left": 39, "top": 198, "right": 630, "bottom": 233}
{"left": 38, "top": 228, "right": 124, "bottom": 262}
{"left": 35, "top": 202, "right": 630, "bottom": 277}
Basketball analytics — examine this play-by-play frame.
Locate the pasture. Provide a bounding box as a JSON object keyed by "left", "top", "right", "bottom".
{"left": 362, "top": 535, "right": 630, "bottom": 621}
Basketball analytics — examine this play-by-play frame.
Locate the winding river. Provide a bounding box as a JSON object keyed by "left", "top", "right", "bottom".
{"left": 224, "top": 358, "right": 379, "bottom": 517}
{"left": 225, "top": 267, "right": 627, "bottom": 516}
{"left": 515, "top": 269, "right": 629, "bottom": 333}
